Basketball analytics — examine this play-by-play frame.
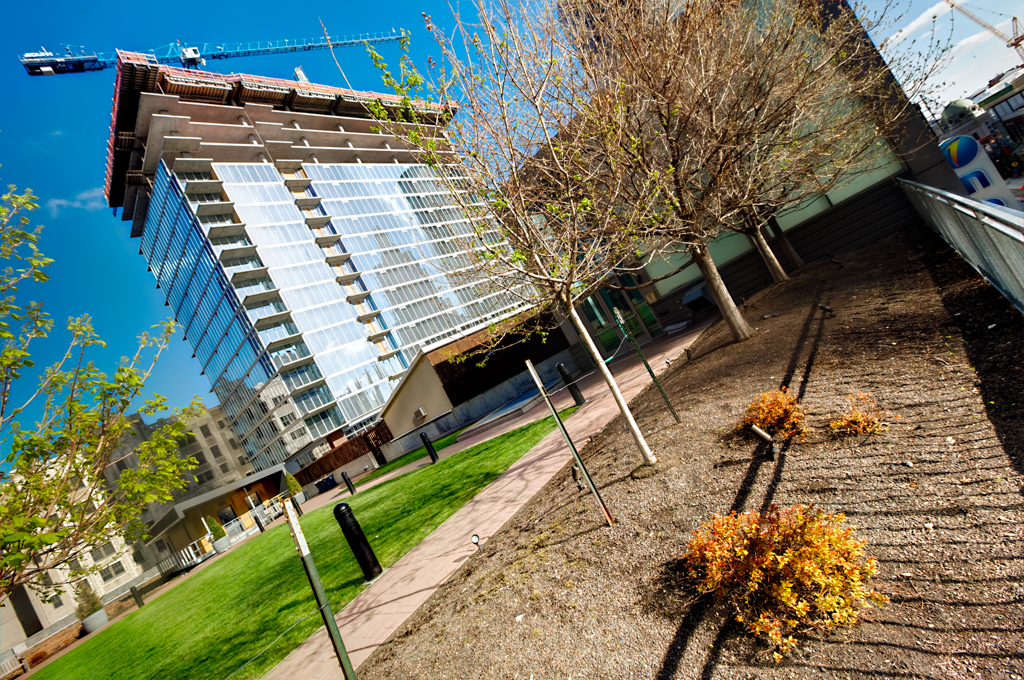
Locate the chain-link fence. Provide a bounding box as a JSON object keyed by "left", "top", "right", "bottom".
{"left": 899, "top": 178, "right": 1023, "bottom": 313}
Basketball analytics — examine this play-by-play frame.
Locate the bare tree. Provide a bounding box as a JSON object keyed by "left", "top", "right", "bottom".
{"left": 359, "top": 9, "right": 671, "bottom": 464}
{"left": 563, "top": 0, "right": 947, "bottom": 337}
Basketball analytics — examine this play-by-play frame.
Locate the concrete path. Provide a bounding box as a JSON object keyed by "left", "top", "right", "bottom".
{"left": 264, "top": 318, "right": 714, "bottom": 679}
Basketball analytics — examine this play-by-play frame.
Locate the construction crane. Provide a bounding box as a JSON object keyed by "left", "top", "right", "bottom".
{"left": 943, "top": 0, "right": 1024, "bottom": 62}
{"left": 19, "top": 32, "right": 402, "bottom": 76}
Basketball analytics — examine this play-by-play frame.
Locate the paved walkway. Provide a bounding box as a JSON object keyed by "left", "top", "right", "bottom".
{"left": 264, "top": 319, "right": 715, "bottom": 679}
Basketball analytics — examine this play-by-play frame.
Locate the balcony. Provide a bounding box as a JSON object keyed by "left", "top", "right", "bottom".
{"left": 230, "top": 266, "right": 270, "bottom": 284}
{"left": 264, "top": 332, "right": 305, "bottom": 353}
{"left": 195, "top": 201, "right": 235, "bottom": 217}
{"left": 323, "top": 251, "right": 351, "bottom": 265}
{"left": 294, "top": 196, "right": 321, "bottom": 210}
{"left": 284, "top": 177, "right": 313, "bottom": 190}
{"left": 218, "top": 244, "right": 258, "bottom": 261}
{"left": 275, "top": 352, "right": 315, "bottom": 370}
{"left": 346, "top": 289, "right": 371, "bottom": 303}
{"left": 241, "top": 288, "right": 280, "bottom": 305}
{"left": 288, "top": 376, "right": 327, "bottom": 399}
{"left": 376, "top": 348, "right": 401, "bottom": 362}
{"left": 335, "top": 270, "right": 361, "bottom": 284}
{"left": 305, "top": 214, "right": 332, "bottom": 228}
{"left": 355, "top": 309, "right": 381, "bottom": 323}
{"left": 207, "top": 222, "right": 247, "bottom": 239}
{"left": 314, "top": 233, "right": 342, "bottom": 246}
{"left": 295, "top": 399, "right": 338, "bottom": 420}
{"left": 253, "top": 309, "right": 292, "bottom": 330}
{"left": 183, "top": 178, "right": 223, "bottom": 194}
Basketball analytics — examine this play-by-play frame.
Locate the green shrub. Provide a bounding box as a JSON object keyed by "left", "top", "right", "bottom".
{"left": 74, "top": 582, "right": 103, "bottom": 620}
{"left": 684, "top": 504, "right": 887, "bottom": 661}
{"left": 740, "top": 387, "right": 806, "bottom": 440}
{"left": 206, "top": 516, "right": 226, "bottom": 540}
{"left": 285, "top": 472, "right": 302, "bottom": 496}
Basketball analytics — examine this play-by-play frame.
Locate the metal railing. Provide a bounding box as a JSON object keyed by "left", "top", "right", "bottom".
{"left": 154, "top": 494, "right": 288, "bottom": 575}
{"left": 1, "top": 652, "right": 27, "bottom": 676}
{"left": 156, "top": 535, "right": 214, "bottom": 575}
{"left": 222, "top": 493, "right": 288, "bottom": 545}
{"left": 899, "top": 178, "right": 1024, "bottom": 312}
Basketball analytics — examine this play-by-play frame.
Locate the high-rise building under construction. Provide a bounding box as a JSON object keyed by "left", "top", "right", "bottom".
{"left": 105, "top": 52, "right": 522, "bottom": 472}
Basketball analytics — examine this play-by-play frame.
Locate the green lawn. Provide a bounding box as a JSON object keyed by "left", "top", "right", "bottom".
{"left": 352, "top": 426, "right": 465, "bottom": 488}
{"left": 35, "top": 408, "right": 576, "bottom": 680}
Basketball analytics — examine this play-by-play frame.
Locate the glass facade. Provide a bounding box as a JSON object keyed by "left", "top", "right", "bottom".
{"left": 141, "top": 159, "right": 521, "bottom": 473}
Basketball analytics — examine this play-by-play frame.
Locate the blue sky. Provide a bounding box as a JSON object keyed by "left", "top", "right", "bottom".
{"left": 0, "top": 0, "right": 1019, "bottom": 432}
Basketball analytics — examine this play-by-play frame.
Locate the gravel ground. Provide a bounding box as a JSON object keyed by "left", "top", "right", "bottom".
{"left": 360, "top": 223, "right": 1023, "bottom": 680}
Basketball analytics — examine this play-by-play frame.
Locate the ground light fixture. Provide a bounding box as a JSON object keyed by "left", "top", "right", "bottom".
{"left": 471, "top": 534, "right": 482, "bottom": 552}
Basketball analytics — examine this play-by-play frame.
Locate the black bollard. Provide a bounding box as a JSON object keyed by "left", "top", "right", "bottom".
{"left": 557, "top": 363, "right": 586, "bottom": 406}
{"left": 253, "top": 512, "right": 265, "bottom": 533}
{"left": 340, "top": 470, "right": 356, "bottom": 496}
{"left": 290, "top": 494, "right": 304, "bottom": 517}
{"left": 334, "top": 503, "right": 383, "bottom": 582}
{"left": 420, "top": 431, "right": 439, "bottom": 464}
{"left": 130, "top": 586, "right": 144, "bottom": 609}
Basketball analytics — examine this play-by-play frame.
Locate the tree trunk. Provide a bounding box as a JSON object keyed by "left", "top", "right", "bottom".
{"left": 690, "top": 244, "right": 755, "bottom": 342}
{"left": 748, "top": 225, "right": 789, "bottom": 283}
{"left": 768, "top": 218, "right": 805, "bottom": 269}
{"left": 567, "top": 305, "right": 657, "bottom": 465}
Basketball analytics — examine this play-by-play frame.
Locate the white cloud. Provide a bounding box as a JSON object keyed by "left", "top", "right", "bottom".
{"left": 46, "top": 187, "right": 106, "bottom": 216}
{"left": 929, "top": 36, "right": 1021, "bottom": 102}
{"left": 947, "top": 19, "right": 1011, "bottom": 60}
{"left": 888, "top": 0, "right": 953, "bottom": 46}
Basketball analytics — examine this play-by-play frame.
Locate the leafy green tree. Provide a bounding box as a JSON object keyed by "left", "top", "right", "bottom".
{"left": 206, "top": 516, "right": 227, "bottom": 541}
{"left": 285, "top": 471, "right": 302, "bottom": 497}
{"left": 0, "top": 175, "right": 200, "bottom": 604}
{"left": 74, "top": 581, "right": 103, "bottom": 620}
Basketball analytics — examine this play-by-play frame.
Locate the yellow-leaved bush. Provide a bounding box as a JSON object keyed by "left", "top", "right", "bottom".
{"left": 740, "top": 387, "right": 806, "bottom": 440}
{"left": 829, "top": 391, "right": 895, "bottom": 436}
{"left": 683, "top": 504, "right": 887, "bottom": 661}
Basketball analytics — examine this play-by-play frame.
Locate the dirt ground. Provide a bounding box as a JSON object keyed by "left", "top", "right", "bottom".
{"left": 360, "top": 223, "right": 1023, "bottom": 680}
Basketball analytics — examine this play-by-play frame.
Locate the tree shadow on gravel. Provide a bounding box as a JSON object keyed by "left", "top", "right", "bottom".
{"left": 646, "top": 293, "right": 834, "bottom": 680}
{"left": 918, "top": 236, "right": 1024, "bottom": 480}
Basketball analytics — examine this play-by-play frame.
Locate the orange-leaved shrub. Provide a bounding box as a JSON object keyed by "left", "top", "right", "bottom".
{"left": 740, "top": 386, "right": 805, "bottom": 440}
{"left": 683, "top": 504, "right": 887, "bottom": 661}
{"left": 828, "top": 391, "right": 894, "bottom": 436}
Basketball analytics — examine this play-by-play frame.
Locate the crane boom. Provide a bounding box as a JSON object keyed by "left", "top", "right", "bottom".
{"left": 943, "top": 0, "right": 1024, "bottom": 62}
{"left": 19, "top": 32, "right": 402, "bottom": 76}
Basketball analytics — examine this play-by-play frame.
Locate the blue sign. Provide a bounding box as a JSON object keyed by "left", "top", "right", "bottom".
{"left": 940, "top": 136, "right": 980, "bottom": 169}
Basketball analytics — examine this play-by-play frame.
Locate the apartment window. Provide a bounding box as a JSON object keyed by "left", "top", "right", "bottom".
{"left": 220, "top": 463, "right": 229, "bottom": 474}
{"left": 154, "top": 539, "right": 167, "bottom": 553}
{"left": 100, "top": 561, "right": 125, "bottom": 582}
{"left": 211, "top": 445, "right": 223, "bottom": 459}
{"left": 132, "top": 551, "right": 147, "bottom": 565}
{"left": 228, "top": 438, "right": 239, "bottom": 450}
{"left": 116, "top": 459, "right": 128, "bottom": 473}
{"left": 238, "top": 455, "right": 248, "bottom": 467}
{"left": 194, "top": 452, "right": 207, "bottom": 465}
{"left": 197, "top": 470, "right": 215, "bottom": 484}
{"left": 90, "top": 542, "right": 116, "bottom": 563}
{"left": 200, "top": 424, "right": 212, "bottom": 438}
{"left": 68, "top": 559, "right": 82, "bottom": 572}
{"left": 217, "top": 420, "right": 226, "bottom": 429}
{"left": 280, "top": 413, "right": 295, "bottom": 427}
{"left": 50, "top": 594, "right": 64, "bottom": 609}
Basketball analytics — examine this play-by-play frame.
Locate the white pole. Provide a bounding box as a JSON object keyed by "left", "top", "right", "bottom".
{"left": 568, "top": 305, "right": 656, "bottom": 465}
